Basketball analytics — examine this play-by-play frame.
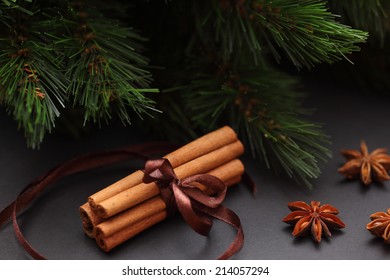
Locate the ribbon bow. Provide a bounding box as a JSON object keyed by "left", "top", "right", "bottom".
{"left": 143, "top": 158, "right": 244, "bottom": 260}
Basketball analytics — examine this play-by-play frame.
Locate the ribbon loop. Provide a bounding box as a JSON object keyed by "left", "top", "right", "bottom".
{"left": 143, "top": 158, "right": 178, "bottom": 184}
{"left": 142, "top": 158, "right": 244, "bottom": 260}
{"left": 181, "top": 174, "right": 227, "bottom": 208}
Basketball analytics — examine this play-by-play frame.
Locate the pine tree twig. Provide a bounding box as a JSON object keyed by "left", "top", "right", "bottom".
{"left": 165, "top": 61, "right": 331, "bottom": 187}
{"left": 0, "top": 1, "right": 70, "bottom": 147}
{"left": 0, "top": 39, "right": 67, "bottom": 147}
{"left": 61, "top": 5, "right": 159, "bottom": 125}
{"left": 196, "top": 0, "right": 368, "bottom": 68}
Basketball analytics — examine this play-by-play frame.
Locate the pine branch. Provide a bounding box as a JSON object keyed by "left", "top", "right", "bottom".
{"left": 196, "top": 0, "right": 368, "bottom": 68}
{"left": 165, "top": 60, "right": 330, "bottom": 187}
{"left": 0, "top": 39, "right": 67, "bottom": 148}
{"left": 60, "top": 4, "right": 159, "bottom": 125}
{"left": 0, "top": 2, "right": 64, "bottom": 147}
{"left": 0, "top": 1, "right": 69, "bottom": 147}
{"left": 0, "top": 1, "right": 160, "bottom": 147}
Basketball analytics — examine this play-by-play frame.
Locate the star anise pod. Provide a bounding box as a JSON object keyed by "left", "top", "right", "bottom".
{"left": 282, "top": 201, "right": 346, "bottom": 242}
{"left": 366, "top": 209, "right": 390, "bottom": 244}
{"left": 338, "top": 140, "right": 390, "bottom": 185}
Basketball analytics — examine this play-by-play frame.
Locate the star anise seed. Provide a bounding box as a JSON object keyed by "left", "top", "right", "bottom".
{"left": 338, "top": 140, "right": 390, "bottom": 186}
{"left": 283, "top": 201, "right": 346, "bottom": 242}
{"left": 366, "top": 208, "right": 390, "bottom": 244}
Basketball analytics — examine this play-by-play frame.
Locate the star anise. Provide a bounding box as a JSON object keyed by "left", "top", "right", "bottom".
{"left": 366, "top": 209, "right": 390, "bottom": 244}
{"left": 338, "top": 140, "right": 390, "bottom": 185}
{"left": 282, "top": 201, "right": 346, "bottom": 242}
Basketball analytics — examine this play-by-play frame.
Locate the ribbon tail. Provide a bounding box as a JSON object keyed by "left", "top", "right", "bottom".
{"left": 173, "top": 183, "right": 213, "bottom": 236}
{"left": 196, "top": 204, "right": 244, "bottom": 260}
{"left": 12, "top": 203, "right": 46, "bottom": 260}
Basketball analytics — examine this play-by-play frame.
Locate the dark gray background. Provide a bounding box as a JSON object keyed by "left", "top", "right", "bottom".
{"left": 1, "top": 79, "right": 390, "bottom": 260}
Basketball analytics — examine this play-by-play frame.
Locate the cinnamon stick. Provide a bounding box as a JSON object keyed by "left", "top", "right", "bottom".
{"left": 95, "top": 140, "right": 244, "bottom": 218}
{"left": 88, "top": 126, "right": 238, "bottom": 207}
{"left": 95, "top": 211, "right": 167, "bottom": 252}
{"left": 94, "top": 197, "right": 166, "bottom": 238}
{"left": 94, "top": 159, "right": 244, "bottom": 252}
{"left": 79, "top": 203, "right": 104, "bottom": 238}
{"left": 94, "top": 159, "right": 244, "bottom": 238}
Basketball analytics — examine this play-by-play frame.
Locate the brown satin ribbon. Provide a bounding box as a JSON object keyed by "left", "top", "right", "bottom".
{"left": 143, "top": 158, "right": 244, "bottom": 260}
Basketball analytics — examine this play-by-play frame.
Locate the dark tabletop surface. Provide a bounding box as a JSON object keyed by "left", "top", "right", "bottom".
{"left": 1, "top": 79, "right": 390, "bottom": 260}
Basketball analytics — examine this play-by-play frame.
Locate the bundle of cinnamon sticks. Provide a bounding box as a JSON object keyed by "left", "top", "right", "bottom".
{"left": 79, "top": 126, "right": 245, "bottom": 252}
